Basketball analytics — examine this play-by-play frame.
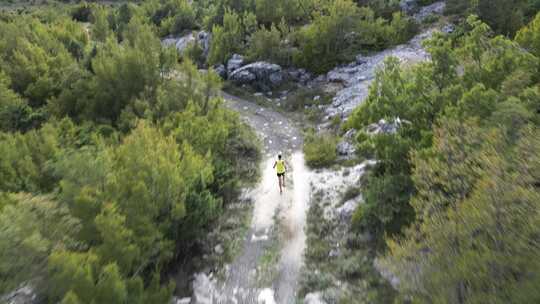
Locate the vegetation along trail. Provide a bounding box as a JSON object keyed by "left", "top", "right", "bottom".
{"left": 193, "top": 5, "right": 448, "bottom": 302}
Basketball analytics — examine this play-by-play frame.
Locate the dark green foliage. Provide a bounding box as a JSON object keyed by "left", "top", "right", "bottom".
{"left": 516, "top": 11, "right": 540, "bottom": 57}
{"left": 347, "top": 15, "right": 540, "bottom": 302}
{"left": 0, "top": 4, "right": 260, "bottom": 302}
{"left": 155, "top": 0, "right": 198, "bottom": 36}
{"left": 0, "top": 72, "right": 44, "bottom": 132}
{"left": 446, "top": 0, "right": 540, "bottom": 36}
{"left": 294, "top": 1, "right": 417, "bottom": 73}
{"left": 208, "top": 9, "right": 243, "bottom": 65}
{"left": 303, "top": 131, "right": 338, "bottom": 168}
{"left": 70, "top": 3, "right": 93, "bottom": 22}
{"left": 247, "top": 22, "right": 293, "bottom": 66}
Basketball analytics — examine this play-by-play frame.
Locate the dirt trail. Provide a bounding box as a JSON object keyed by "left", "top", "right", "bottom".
{"left": 191, "top": 93, "right": 311, "bottom": 304}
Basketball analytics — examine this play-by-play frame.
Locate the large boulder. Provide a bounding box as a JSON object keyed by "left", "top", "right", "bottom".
{"left": 227, "top": 54, "right": 245, "bottom": 75}
{"left": 162, "top": 33, "right": 195, "bottom": 53}
{"left": 336, "top": 129, "right": 357, "bottom": 157}
{"left": 336, "top": 141, "right": 356, "bottom": 156}
{"left": 229, "top": 62, "right": 284, "bottom": 90}
{"left": 366, "top": 118, "right": 410, "bottom": 135}
{"left": 162, "top": 31, "right": 212, "bottom": 58}
{"left": 196, "top": 31, "right": 211, "bottom": 57}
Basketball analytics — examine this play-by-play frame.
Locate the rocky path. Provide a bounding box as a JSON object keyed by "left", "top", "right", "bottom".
{"left": 190, "top": 93, "right": 311, "bottom": 304}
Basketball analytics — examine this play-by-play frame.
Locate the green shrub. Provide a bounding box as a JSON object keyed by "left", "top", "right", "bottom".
{"left": 303, "top": 132, "right": 338, "bottom": 168}
{"left": 246, "top": 23, "right": 294, "bottom": 65}
{"left": 422, "top": 14, "right": 440, "bottom": 25}
{"left": 341, "top": 187, "right": 361, "bottom": 204}
{"left": 351, "top": 204, "right": 366, "bottom": 229}
{"left": 184, "top": 41, "right": 205, "bottom": 66}
{"left": 284, "top": 87, "right": 332, "bottom": 112}
{"left": 207, "top": 9, "right": 243, "bottom": 65}
{"left": 168, "top": 3, "right": 197, "bottom": 35}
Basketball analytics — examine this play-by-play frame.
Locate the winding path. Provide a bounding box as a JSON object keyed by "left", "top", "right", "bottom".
{"left": 207, "top": 93, "right": 311, "bottom": 304}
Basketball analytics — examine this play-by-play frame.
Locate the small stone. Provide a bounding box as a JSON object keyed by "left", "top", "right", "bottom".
{"left": 172, "top": 297, "right": 191, "bottom": 304}
{"left": 214, "top": 244, "right": 224, "bottom": 255}
{"left": 336, "top": 141, "right": 356, "bottom": 156}
{"left": 442, "top": 23, "right": 455, "bottom": 34}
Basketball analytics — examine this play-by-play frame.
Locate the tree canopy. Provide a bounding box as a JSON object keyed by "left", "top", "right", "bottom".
{"left": 0, "top": 3, "right": 259, "bottom": 302}
{"left": 346, "top": 15, "right": 540, "bottom": 302}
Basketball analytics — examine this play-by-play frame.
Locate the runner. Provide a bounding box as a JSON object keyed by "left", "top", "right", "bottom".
{"left": 273, "top": 154, "right": 287, "bottom": 194}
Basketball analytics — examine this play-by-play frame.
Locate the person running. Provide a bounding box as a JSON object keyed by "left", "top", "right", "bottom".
{"left": 273, "top": 154, "right": 287, "bottom": 194}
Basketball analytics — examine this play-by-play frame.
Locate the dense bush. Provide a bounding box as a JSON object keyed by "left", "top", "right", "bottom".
{"left": 446, "top": 0, "right": 540, "bottom": 36}
{"left": 293, "top": 0, "right": 417, "bottom": 73}
{"left": 303, "top": 131, "right": 338, "bottom": 168}
{"left": 516, "top": 11, "right": 540, "bottom": 57}
{"left": 247, "top": 21, "right": 294, "bottom": 66}
{"left": 347, "top": 15, "right": 540, "bottom": 302}
{"left": 208, "top": 9, "right": 243, "bottom": 65}
{"left": 0, "top": 5, "right": 260, "bottom": 302}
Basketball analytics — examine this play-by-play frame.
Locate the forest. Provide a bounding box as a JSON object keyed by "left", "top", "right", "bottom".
{"left": 0, "top": 0, "right": 539, "bottom": 303}
{"left": 0, "top": 1, "right": 262, "bottom": 302}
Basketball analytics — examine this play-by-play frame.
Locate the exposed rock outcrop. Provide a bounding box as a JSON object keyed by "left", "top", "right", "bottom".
{"left": 322, "top": 28, "right": 437, "bottom": 121}
{"left": 337, "top": 140, "right": 356, "bottom": 157}
{"left": 229, "top": 62, "right": 284, "bottom": 91}
{"left": 162, "top": 31, "right": 212, "bottom": 58}
{"left": 321, "top": 2, "right": 447, "bottom": 124}
{"left": 414, "top": 1, "right": 446, "bottom": 22}
{"left": 227, "top": 54, "right": 246, "bottom": 75}
{"left": 336, "top": 128, "right": 357, "bottom": 159}
{"left": 366, "top": 118, "right": 410, "bottom": 135}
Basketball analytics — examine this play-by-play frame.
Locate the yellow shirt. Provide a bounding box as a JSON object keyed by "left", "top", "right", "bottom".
{"left": 276, "top": 160, "right": 286, "bottom": 174}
